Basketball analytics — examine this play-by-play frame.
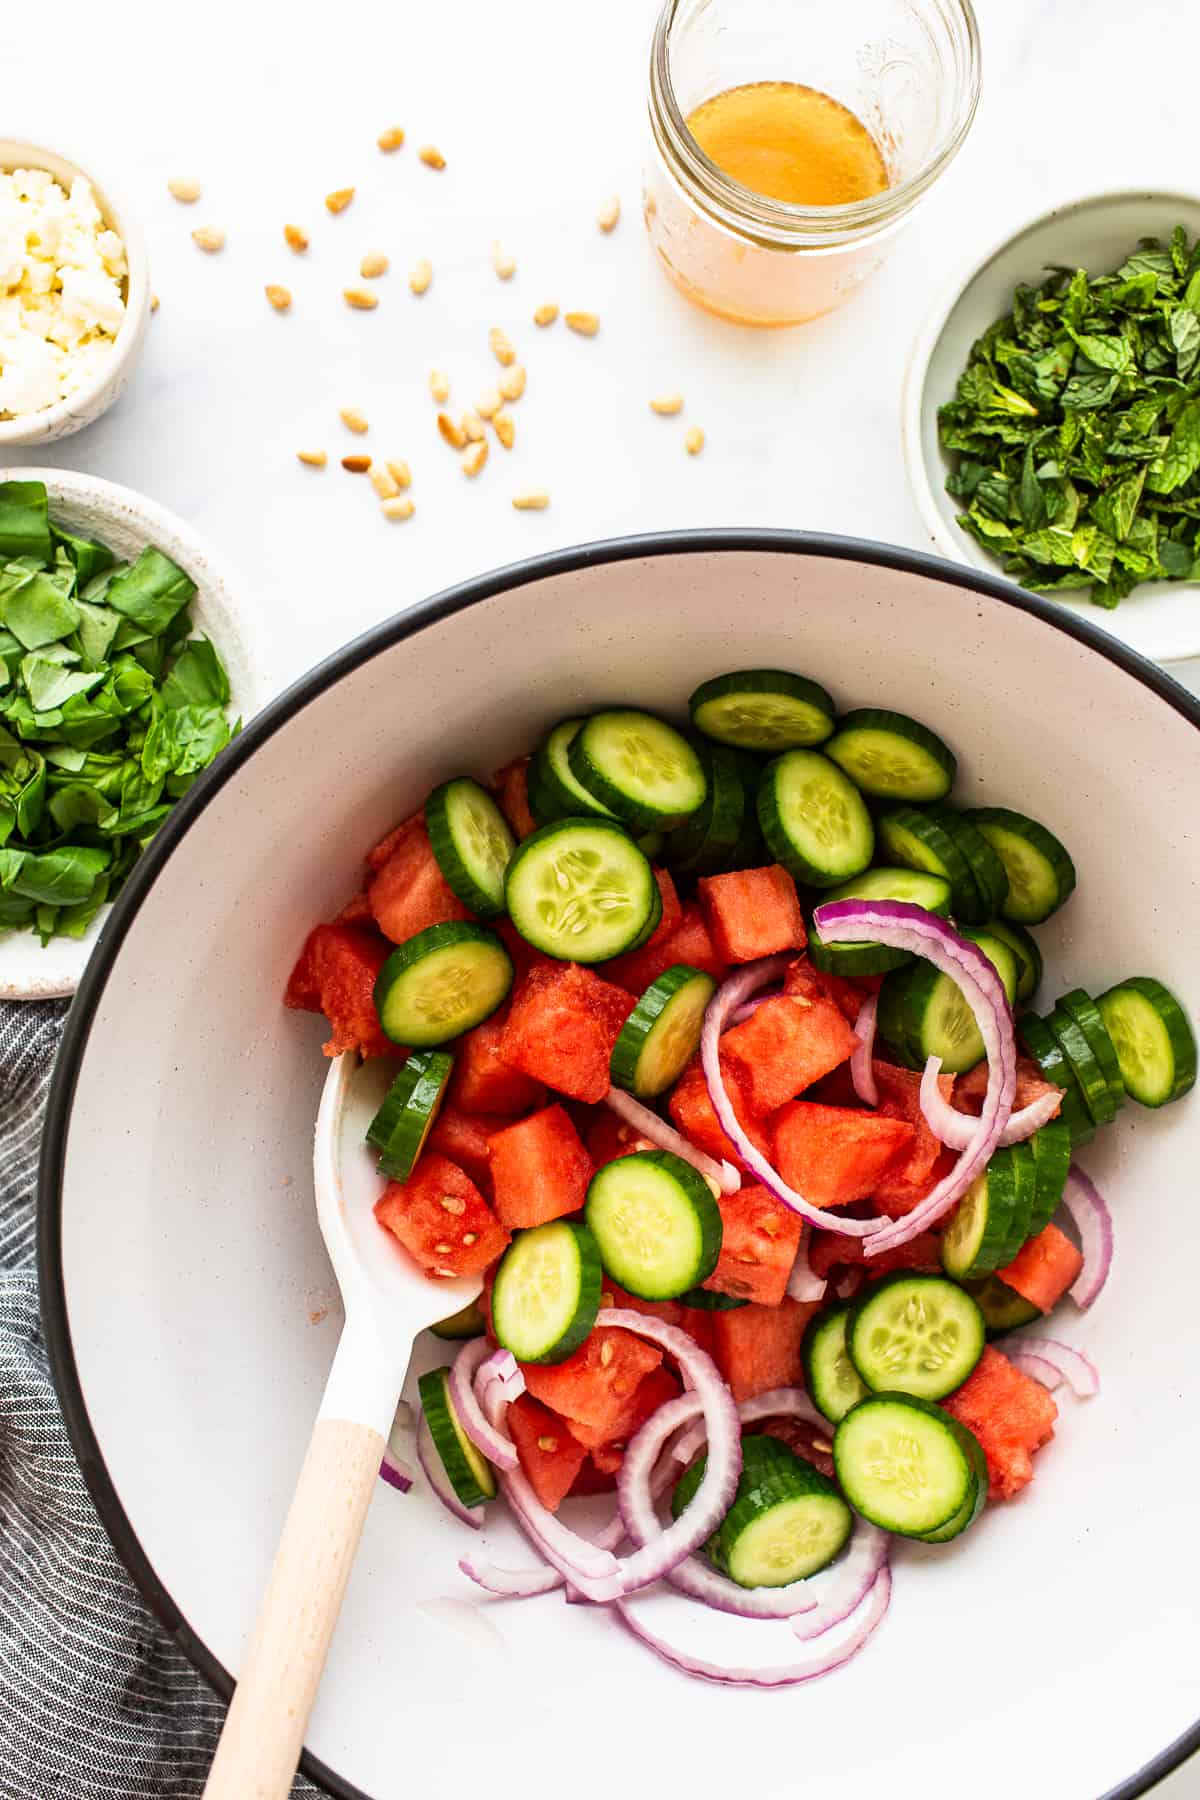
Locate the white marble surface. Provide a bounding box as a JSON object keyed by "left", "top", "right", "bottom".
{"left": 3, "top": 0, "right": 1200, "bottom": 1790}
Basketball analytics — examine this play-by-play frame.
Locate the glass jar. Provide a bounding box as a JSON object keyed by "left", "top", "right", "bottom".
{"left": 644, "top": 0, "right": 981, "bottom": 327}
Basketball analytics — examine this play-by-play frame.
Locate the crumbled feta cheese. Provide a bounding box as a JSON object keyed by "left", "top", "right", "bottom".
{"left": 0, "top": 167, "right": 126, "bottom": 419}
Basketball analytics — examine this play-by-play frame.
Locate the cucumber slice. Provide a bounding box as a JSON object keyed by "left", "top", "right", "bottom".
{"left": 425, "top": 777, "right": 515, "bottom": 917}
{"left": 1018, "top": 1013, "right": 1096, "bottom": 1147}
{"left": 430, "top": 1298, "right": 486, "bottom": 1339}
{"left": 929, "top": 809, "right": 1009, "bottom": 918}
{"left": 673, "top": 1435, "right": 852, "bottom": 1587}
{"left": 374, "top": 923, "right": 513, "bottom": 1047}
{"left": 808, "top": 867, "right": 952, "bottom": 977}
{"left": 688, "top": 669, "right": 836, "bottom": 752}
{"left": 915, "top": 1467, "right": 986, "bottom": 1544}
{"left": 677, "top": 1287, "right": 748, "bottom": 1310}
{"left": 875, "top": 807, "right": 979, "bottom": 922}
{"left": 609, "top": 964, "right": 717, "bottom": 1098}
{"left": 367, "top": 1049, "right": 453, "bottom": 1180}
{"left": 962, "top": 1273, "right": 1041, "bottom": 1335}
{"left": 1056, "top": 988, "right": 1125, "bottom": 1115}
{"left": 504, "top": 817, "right": 657, "bottom": 962}
{"left": 847, "top": 1273, "right": 985, "bottom": 1401}
{"left": 1097, "top": 977, "right": 1198, "bottom": 1108}
{"left": 823, "top": 709, "right": 956, "bottom": 804}
{"left": 417, "top": 1366, "right": 497, "bottom": 1506}
{"left": 801, "top": 1302, "right": 869, "bottom": 1424}
{"left": 993, "top": 1140, "right": 1038, "bottom": 1264}
{"left": 940, "top": 1158, "right": 1019, "bottom": 1281}
{"left": 877, "top": 931, "right": 1018, "bottom": 1074}
{"left": 530, "top": 719, "right": 616, "bottom": 820}
{"left": 664, "top": 743, "right": 747, "bottom": 875}
{"left": 672, "top": 1435, "right": 796, "bottom": 1522}
{"left": 964, "top": 807, "right": 1076, "bottom": 925}
{"left": 491, "top": 1219, "right": 602, "bottom": 1364}
{"left": 569, "top": 710, "right": 707, "bottom": 830}
{"left": 585, "top": 1149, "right": 723, "bottom": 1300}
{"left": 834, "top": 1392, "right": 983, "bottom": 1537}
{"left": 757, "top": 748, "right": 874, "bottom": 888}
{"left": 1046, "top": 1004, "right": 1117, "bottom": 1128}
{"left": 1027, "top": 1114, "right": 1072, "bottom": 1236}
{"left": 984, "top": 918, "right": 1042, "bottom": 1003}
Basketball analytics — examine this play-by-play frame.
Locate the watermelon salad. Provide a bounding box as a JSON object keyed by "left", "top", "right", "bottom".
{"left": 284, "top": 670, "right": 1195, "bottom": 1687}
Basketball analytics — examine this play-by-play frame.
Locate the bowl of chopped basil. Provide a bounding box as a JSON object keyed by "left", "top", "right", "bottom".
{"left": 904, "top": 190, "right": 1200, "bottom": 664}
{"left": 0, "top": 467, "right": 269, "bottom": 998}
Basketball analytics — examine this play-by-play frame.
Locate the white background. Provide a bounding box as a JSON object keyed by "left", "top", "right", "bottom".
{"left": 4, "top": 0, "right": 1200, "bottom": 1791}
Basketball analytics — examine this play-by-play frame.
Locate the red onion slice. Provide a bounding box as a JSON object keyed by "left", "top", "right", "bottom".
{"left": 458, "top": 1553, "right": 564, "bottom": 1597}
{"left": 850, "top": 995, "right": 879, "bottom": 1106}
{"left": 786, "top": 1229, "right": 827, "bottom": 1303}
{"left": 1003, "top": 1334, "right": 1099, "bottom": 1398}
{"left": 812, "top": 902, "right": 1017, "bottom": 1253}
{"left": 450, "top": 1340, "right": 520, "bottom": 1472}
{"left": 1061, "top": 1166, "right": 1113, "bottom": 1310}
{"left": 417, "top": 1412, "right": 484, "bottom": 1530}
{"left": 605, "top": 1087, "right": 741, "bottom": 1196}
{"left": 919, "top": 1054, "right": 1062, "bottom": 1150}
{"left": 379, "top": 1449, "right": 414, "bottom": 1493}
{"left": 615, "top": 1565, "right": 892, "bottom": 1687}
{"left": 1004, "top": 1351, "right": 1064, "bottom": 1392}
{"left": 727, "top": 986, "right": 783, "bottom": 1026}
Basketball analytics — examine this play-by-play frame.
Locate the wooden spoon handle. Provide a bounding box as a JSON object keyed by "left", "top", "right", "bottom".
{"left": 203, "top": 1413, "right": 383, "bottom": 1800}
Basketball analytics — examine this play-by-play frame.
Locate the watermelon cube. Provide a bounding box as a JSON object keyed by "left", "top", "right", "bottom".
{"left": 586, "top": 1114, "right": 658, "bottom": 1170}
{"left": 713, "top": 1298, "right": 818, "bottom": 1402}
{"left": 367, "top": 812, "right": 422, "bottom": 872}
{"left": 942, "top": 1344, "right": 1057, "bottom": 1500}
{"left": 284, "top": 922, "right": 392, "bottom": 1059}
{"left": 569, "top": 1455, "right": 620, "bottom": 1496}
{"left": 721, "top": 991, "right": 859, "bottom": 1115}
{"left": 368, "top": 817, "right": 474, "bottom": 944}
{"left": 871, "top": 1061, "right": 955, "bottom": 1216}
{"left": 600, "top": 1280, "right": 683, "bottom": 1328}
{"left": 702, "top": 1183, "right": 803, "bottom": 1306}
{"left": 997, "top": 1221, "right": 1083, "bottom": 1314}
{"left": 953, "top": 1055, "right": 1063, "bottom": 1120}
{"left": 427, "top": 1106, "right": 503, "bottom": 1191}
{"left": 786, "top": 958, "right": 882, "bottom": 1027}
{"left": 667, "top": 1055, "right": 770, "bottom": 1173}
{"left": 698, "top": 865, "right": 806, "bottom": 964}
{"left": 374, "top": 1153, "right": 509, "bottom": 1279}
{"left": 564, "top": 1365, "right": 682, "bottom": 1452}
{"left": 809, "top": 1227, "right": 942, "bottom": 1281}
{"left": 501, "top": 963, "right": 635, "bottom": 1103}
{"left": 493, "top": 757, "right": 537, "bottom": 840}
{"left": 522, "top": 1326, "right": 662, "bottom": 1433}
{"left": 773, "top": 1102, "right": 915, "bottom": 1209}
{"left": 449, "top": 1008, "right": 545, "bottom": 1115}
{"left": 489, "top": 1104, "right": 594, "bottom": 1229}
{"left": 334, "top": 890, "right": 373, "bottom": 926}
{"left": 603, "top": 900, "right": 728, "bottom": 995}
{"left": 506, "top": 1394, "right": 587, "bottom": 1511}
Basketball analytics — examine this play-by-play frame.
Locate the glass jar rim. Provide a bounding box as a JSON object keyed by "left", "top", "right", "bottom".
{"left": 648, "top": 0, "right": 982, "bottom": 247}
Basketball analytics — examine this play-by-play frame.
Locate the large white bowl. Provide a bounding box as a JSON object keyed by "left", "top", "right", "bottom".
{"left": 0, "top": 468, "right": 270, "bottom": 999}
{"left": 39, "top": 535, "right": 1200, "bottom": 1800}
{"left": 904, "top": 189, "right": 1200, "bottom": 666}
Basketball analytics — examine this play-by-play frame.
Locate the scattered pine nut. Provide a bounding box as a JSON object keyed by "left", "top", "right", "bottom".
{"left": 476, "top": 388, "right": 502, "bottom": 420}
{"left": 488, "top": 326, "right": 516, "bottom": 367}
{"left": 512, "top": 489, "right": 549, "bottom": 510}
{"left": 533, "top": 302, "right": 559, "bottom": 327}
{"left": 492, "top": 241, "right": 516, "bottom": 280}
{"left": 265, "top": 284, "right": 292, "bottom": 312}
{"left": 493, "top": 410, "right": 515, "bottom": 449}
{"left": 326, "top": 187, "right": 355, "bottom": 214}
{"left": 284, "top": 223, "right": 309, "bottom": 253}
{"left": 382, "top": 496, "right": 416, "bottom": 521}
{"left": 409, "top": 258, "right": 433, "bottom": 295}
{"left": 168, "top": 177, "right": 202, "bottom": 204}
{"left": 370, "top": 463, "right": 401, "bottom": 500}
{"left": 429, "top": 369, "right": 450, "bottom": 403}
{"left": 597, "top": 194, "right": 621, "bottom": 233}
{"left": 344, "top": 286, "right": 378, "bottom": 310}
{"left": 296, "top": 449, "right": 327, "bottom": 467}
{"left": 386, "top": 459, "right": 412, "bottom": 490}
{"left": 418, "top": 145, "right": 447, "bottom": 170}
{"left": 461, "top": 439, "right": 489, "bottom": 477}
{"left": 150, "top": 294, "right": 160, "bottom": 313}
{"left": 360, "top": 250, "right": 389, "bottom": 279}
{"left": 498, "top": 363, "right": 526, "bottom": 402}
{"left": 461, "top": 411, "right": 486, "bottom": 443}
{"left": 650, "top": 392, "right": 684, "bottom": 416}
{"left": 438, "top": 413, "right": 467, "bottom": 449}
{"left": 340, "top": 407, "right": 369, "bottom": 434}
{"left": 565, "top": 310, "right": 599, "bottom": 336}
{"left": 191, "top": 226, "right": 225, "bottom": 253}
{"left": 377, "top": 125, "right": 406, "bottom": 152}
{"left": 685, "top": 426, "right": 705, "bottom": 456}
{"left": 342, "top": 454, "right": 372, "bottom": 473}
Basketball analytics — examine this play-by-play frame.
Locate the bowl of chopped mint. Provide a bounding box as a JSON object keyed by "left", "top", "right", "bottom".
{"left": 0, "top": 468, "right": 268, "bottom": 998}
{"left": 904, "top": 190, "right": 1200, "bottom": 664}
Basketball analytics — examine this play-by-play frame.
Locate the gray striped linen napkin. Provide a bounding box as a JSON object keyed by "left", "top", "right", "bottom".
{"left": 0, "top": 1001, "right": 323, "bottom": 1799}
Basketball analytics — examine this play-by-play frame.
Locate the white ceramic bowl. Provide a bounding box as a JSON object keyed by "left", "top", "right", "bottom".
{"left": 0, "top": 137, "right": 150, "bottom": 447}
{"left": 903, "top": 189, "right": 1200, "bottom": 666}
{"left": 0, "top": 467, "right": 270, "bottom": 999}
{"left": 39, "top": 535, "right": 1200, "bottom": 1800}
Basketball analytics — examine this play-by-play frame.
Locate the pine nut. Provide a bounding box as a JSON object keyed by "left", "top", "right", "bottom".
{"left": 326, "top": 187, "right": 355, "bottom": 214}
{"left": 512, "top": 489, "right": 549, "bottom": 510}
{"left": 493, "top": 411, "right": 515, "bottom": 449}
{"left": 168, "top": 177, "right": 202, "bottom": 203}
{"left": 596, "top": 195, "right": 621, "bottom": 233}
{"left": 438, "top": 413, "right": 467, "bottom": 449}
{"left": 533, "top": 302, "right": 559, "bottom": 327}
{"left": 191, "top": 226, "right": 225, "bottom": 253}
{"left": 409, "top": 258, "right": 433, "bottom": 295}
{"left": 340, "top": 407, "right": 369, "bottom": 433}
{"left": 265, "top": 284, "right": 292, "bottom": 312}
{"left": 382, "top": 496, "right": 416, "bottom": 520}
{"left": 386, "top": 460, "right": 412, "bottom": 489}
{"left": 150, "top": 294, "right": 160, "bottom": 313}
{"left": 461, "top": 439, "right": 489, "bottom": 477}
{"left": 429, "top": 369, "right": 450, "bottom": 403}
{"left": 370, "top": 465, "right": 400, "bottom": 500}
{"left": 461, "top": 412, "right": 486, "bottom": 443}
{"left": 565, "top": 310, "right": 599, "bottom": 336}
{"left": 492, "top": 241, "right": 516, "bottom": 280}
{"left": 476, "top": 388, "right": 502, "bottom": 420}
{"left": 344, "top": 287, "right": 378, "bottom": 310}
{"left": 685, "top": 426, "right": 705, "bottom": 456}
{"left": 497, "top": 363, "right": 526, "bottom": 402}
{"left": 418, "top": 145, "right": 447, "bottom": 170}
{"left": 296, "top": 450, "right": 327, "bottom": 467}
{"left": 342, "top": 454, "right": 372, "bottom": 473}
{"left": 650, "top": 392, "right": 684, "bottom": 416}
{"left": 488, "top": 326, "right": 516, "bottom": 367}
{"left": 284, "top": 223, "right": 309, "bottom": 253}
{"left": 360, "top": 250, "right": 389, "bottom": 279}
{"left": 377, "top": 126, "right": 405, "bottom": 151}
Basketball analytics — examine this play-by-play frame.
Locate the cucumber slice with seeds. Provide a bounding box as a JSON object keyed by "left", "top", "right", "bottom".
{"left": 964, "top": 807, "right": 1076, "bottom": 924}
{"left": 847, "top": 1272, "right": 985, "bottom": 1401}
{"left": 425, "top": 777, "right": 515, "bottom": 917}
{"left": 569, "top": 710, "right": 707, "bottom": 830}
{"left": 801, "top": 1302, "right": 869, "bottom": 1424}
{"left": 757, "top": 748, "right": 874, "bottom": 888}
{"left": 585, "top": 1149, "right": 723, "bottom": 1300}
{"left": 418, "top": 1366, "right": 497, "bottom": 1506}
{"left": 374, "top": 923, "right": 513, "bottom": 1047}
{"left": 688, "top": 669, "right": 836, "bottom": 751}
{"left": 367, "top": 1049, "right": 453, "bottom": 1180}
{"left": 984, "top": 918, "right": 1043, "bottom": 1003}
{"left": 824, "top": 709, "right": 956, "bottom": 803}
{"left": 673, "top": 1435, "right": 853, "bottom": 1587}
{"left": 877, "top": 930, "right": 1018, "bottom": 1074}
{"left": 916, "top": 1466, "right": 987, "bottom": 1544}
{"left": 530, "top": 719, "right": 616, "bottom": 820}
{"left": 1018, "top": 1013, "right": 1095, "bottom": 1147}
{"left": 875, "top": 807, "right": 979, "bottom": 922}
{"left": 491, "top": 1220, "right": 603, "bottom": 1364}
{"left": 1056, "top": 988, "right": 1125, "bottom": 1114}
{"left": 941, "top": 1158, "right": 1019, "bottom": 1281}
{"left": 962, "top": 1274, "right": 1041, "bottom": 1336}
{"left": 834, "top": 1392, "right": 983, "bottom": 1537}
{"left": 1097, "top": 977, "right": 1198, "bottom": 1108}
{"left": 1047, "top": 1005, "right": 1117, "bottom": 1127}
{"left": 808, "top": 867, "right": 951, "bottom": 977}
{"left": 505, "top": 817, "right": 657, "bottom": 962}
{"left": 1028, "top": 1114, "right": 1072, "bottom": 1236}
{"left": 610, "top": 964, "right": 716, "bottom": 1098}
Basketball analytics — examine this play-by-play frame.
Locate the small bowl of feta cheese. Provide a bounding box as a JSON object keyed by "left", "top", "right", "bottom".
{"left": 0, "top": 139, "right": 149, "bottom": 447}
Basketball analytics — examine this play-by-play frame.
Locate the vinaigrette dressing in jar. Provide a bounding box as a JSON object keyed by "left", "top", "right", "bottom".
{"left": 644, "top": 0, "right": 981, "bottom": 328}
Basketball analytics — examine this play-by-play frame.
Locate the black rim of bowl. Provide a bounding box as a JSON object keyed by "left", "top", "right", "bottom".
{"left": 35, "top": 528, "right": 1200, "bottom": 1800}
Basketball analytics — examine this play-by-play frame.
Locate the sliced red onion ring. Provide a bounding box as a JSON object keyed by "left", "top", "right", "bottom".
{"left": 811, "top": 903, "right": 1018, "bottom": 1253}
{"left": 615, "top": 1565, "right": 892, "bottom": 1687}
{"left": 786, "top": 1228, "right": 827, "bottom": 1303}
{"left": 1061, "top": 1165, "right": 1113, "bottom": 1310}
{"left": 458, "top": 1553, "right": 564, "bottom": 1597}
{"left": 1003, "top": 1334, "right": 1099, "bottom": 1398}
{"left": 379, "top": 1449, "right": 414, "bottom": 1493}
{"left": 604, "top": 1087, "right": 741, "bottom": 1196}
{"left": 450, "top": 1340, "right": 520, "bottom": 1472}
{"left": 417, "top": 1412, "right": 483, "bottom": 1530}
{"left": 737, "top": 1386, "right": 828, "bottom": 1433}
{"left": 919, "top": 1054, "right": 1063, "bottom": 1151}
{"left": 850, "top": 995, "right": 879, "bottom": 1107}
{"left": 1004, "top": 1352, "right": 1063, "bottom": 1392}
{"left": 727, "top": 986, "right": 783, "bottom": 1026}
